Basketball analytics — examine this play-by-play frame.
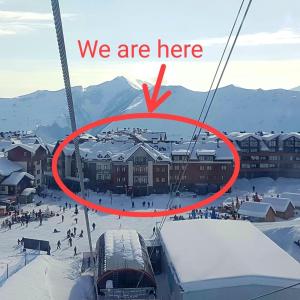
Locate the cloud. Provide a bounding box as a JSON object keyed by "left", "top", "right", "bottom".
{"left": 199, "top": 29, "right": 300, "bottom": 47}
{"left": 0, "top": 10, "right": 75, "bottom": 35}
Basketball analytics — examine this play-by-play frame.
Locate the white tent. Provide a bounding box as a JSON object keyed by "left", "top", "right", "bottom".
{"left": 159, "top": 219, "right": 300, "bottom": 300}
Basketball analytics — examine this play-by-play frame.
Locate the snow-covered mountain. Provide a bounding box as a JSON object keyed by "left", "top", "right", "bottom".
{"left": 1, "top": 77, "right": 300, "bottom": 141}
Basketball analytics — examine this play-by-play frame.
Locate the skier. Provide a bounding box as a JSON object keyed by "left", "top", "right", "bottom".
{"left": 69, "top": 237, "right": 73, "bottom": 247}
{"left": 74, "top": 246, "right": 77, "bottom": 256}
{"left": 74, "top": 217, "right": 78, "bottom": 224}
{"left": 92, "top": 223, "right": 96, "bottom": 231}
{"left": 57, "top": 240, "right": 61, "bottom": 249}
{"left": 74, "top": 227, "right": 77, "bottom": 236}
{"left": 98, "top": 198, "right": 102, "bottom": 205}
{"left": 61, "top": 215, "right": 64, "bottom": 222}
{"left": 79, "top": 230, "right": 83, "bottom": 238}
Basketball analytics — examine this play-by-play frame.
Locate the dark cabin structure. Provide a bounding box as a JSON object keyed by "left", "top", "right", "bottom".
{"left": 95, "top": 230, "right": 156, "bottom": 299}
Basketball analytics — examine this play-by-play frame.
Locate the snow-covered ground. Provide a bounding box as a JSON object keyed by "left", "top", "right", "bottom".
{"left": 1, "top": 177, "right": 300, "bottom": 299}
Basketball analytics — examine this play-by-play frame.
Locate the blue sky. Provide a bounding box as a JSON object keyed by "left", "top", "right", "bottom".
{"left": 0, "top": 0, "right": 300, "bottom": 97}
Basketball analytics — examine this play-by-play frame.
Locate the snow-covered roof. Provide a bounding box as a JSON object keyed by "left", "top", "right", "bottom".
{"left": 280, "top": 132, "right": 300, "bottom": 141}
{"left": 263, "top": 197, "right": 294, "bottom": 212}
{"left": 171, "top": 149, "right": 190, "bottom": 156}
{"left": 196, "top": 149, "right": 216, "bottom": 156}
{"left": 5, "top": 143, "right": 35, "bottom": 154}
{"left": 281, "top": 192, "right": 300, "bottom": 208}
{"left": 20, "top": 188, "right": 36, "bottom": 196}
{"left": 1, "top": 172, "right": 34, "bottom": 186}
{"left": 262, "top": 133, "right": 280, "bottom": 141}
{"left": 0, "top": 158, "right": 23, "bottom": 177}
{"left": 136, "top": 131, "right": 166, "bottom": 142}
{"left": 123, "top": 143, "right": 170, "bottom": 162}
{"left": 238, "top": 201, "right": 274, "bottom": 218}
{"left": 104, "top": 230, "right": 145, "bottom": 271}
{"left": 160, "top": 219, "right": 300, "bottom": 292}
{"left": 5, "top": 143, "right": 46, "bottom": 155}
{"left": 233, "top": 133, "right": 262, "bottom": 141}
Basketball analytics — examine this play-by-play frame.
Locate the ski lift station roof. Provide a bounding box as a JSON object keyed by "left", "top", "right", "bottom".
{"left": 95, "top": 230, "right": 156, "bottom": 291}
{"left": 159, "top": 219, "right": 300, "bottom": 300}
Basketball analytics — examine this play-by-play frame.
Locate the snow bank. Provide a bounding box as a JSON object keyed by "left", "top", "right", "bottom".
{"left": 0, "top": 255, "right": 94, "bottom": 300}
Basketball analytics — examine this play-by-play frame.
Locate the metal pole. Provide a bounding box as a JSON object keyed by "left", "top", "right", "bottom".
{"left": 50, "top": 0, "right": 97, "bottom": 296}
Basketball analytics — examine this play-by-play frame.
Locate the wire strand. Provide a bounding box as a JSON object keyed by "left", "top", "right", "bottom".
{"left": 136, "top": 0, "right": 252, "bottom": 289}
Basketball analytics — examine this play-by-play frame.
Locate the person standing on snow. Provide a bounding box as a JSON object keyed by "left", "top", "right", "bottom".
{"left": 57, "top": 240, "right": 61, "bottom": 249}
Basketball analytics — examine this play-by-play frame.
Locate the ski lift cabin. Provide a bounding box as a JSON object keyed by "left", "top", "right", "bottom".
{"left": 96, "top": 230, "right": 156, "bottom": 299}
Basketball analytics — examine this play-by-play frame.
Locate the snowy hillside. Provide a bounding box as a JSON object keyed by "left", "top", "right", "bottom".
{"left": 1, "top": 77, "right": 300, "bottom": 141}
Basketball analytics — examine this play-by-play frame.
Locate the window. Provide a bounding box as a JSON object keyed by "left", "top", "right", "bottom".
{"left": 156, "top": 177, "right": 160, "bottom": 183}
{"left": 199, "top": 165, "right": 205, "bottom": 170}
{"left": 37, "top": 179, "right": 40, "bottom": 184}
{"left": 161, "top": 177, "right": 166, "bottom": 183}
{"left": 251, "top": 156, "right": 259, "bottom": 161}
{"left": 269, "top": 156, "right": 279, "bottom": 161}
{"left": 198, "top": 155, "right": 213, "bottom": 161}
{"left": 268, "top": 140, "right": 277, "bottom": 147}
{"left": 37, "top": 170, "right": 40, "bottom": 174}
{"left": 134, "top": 156, "right": 146, "bottom": 164}
{"left": 241, "top": 163, "right": 251, "bottom": 168}
{"left": 260, "top": 163, "right": 276, "bottom": 168}
{"left": 174, "top": 165, "right": 179, "bottom": 171}
{"left": 221, "top": 165, "right": 227, "bottom": 171}
{"left": 207, "top": 166, "right": 212, "bottom": 171}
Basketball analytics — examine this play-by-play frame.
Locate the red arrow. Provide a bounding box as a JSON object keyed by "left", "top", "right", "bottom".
{"left": 142, "top": 64, "right": 172, "bottom": 113}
